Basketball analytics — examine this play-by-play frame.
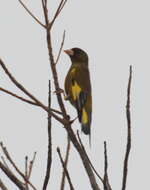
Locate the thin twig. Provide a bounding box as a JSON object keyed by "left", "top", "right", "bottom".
{"left": 77, "top": 131, "right": 103, "bottom": 183}
{"left": 55, "top": 31, "right": 66, "bottom": 65}
{"left": 0, "top": 59, "right": 66, "bottom": 124}
{"left": 121, "top": 66, "right": 132, "bottom": 190}
{"left": 49, "top": 0, "right": 67, "bottom": 29}
{"left": 1, "top": 156, "right": 9, "bottom": 169}
{"left": 103, "top": 142, "right": 112, "bottom": 190}
{"left": 28, "top": 152, "right": 37, "bottom": 179}
{"left": 25, "top": 156, "right": 29, "bottom": 190}
{"left": 0, "top": 143, "right": 37, "bottom": 190}
{"left": 0, "top": 86, "right": 63, "bottom": 115}
{"left": 0, "top": 178, "right": 9, "bottom": 190}
{"left": 0, "top": 87, "right": 38, "bottom": 106}
{"left": 57, "top": 147, "right": 74, "bottom": 190}
{"left": 60, "top": 136, "right": 71, "bottom": 190}
{"left": 18, "top": 0, "right": 46, "bottom": 28}
{"left": 43, "top": 81, "right": 52, "bottom": 190}
{"left": 0, "top": 161, "right": 25, "bottom": 190}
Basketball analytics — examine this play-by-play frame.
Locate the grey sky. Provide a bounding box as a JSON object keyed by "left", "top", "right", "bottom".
{"left": 0, "top": 0, "right": 150, "bottom": 189}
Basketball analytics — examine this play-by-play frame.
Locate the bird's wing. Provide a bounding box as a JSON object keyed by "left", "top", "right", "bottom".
{"left": 70, "top": 66, "right": 91, "bottom": 122}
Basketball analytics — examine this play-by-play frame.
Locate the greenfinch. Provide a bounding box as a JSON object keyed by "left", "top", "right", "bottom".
{"left": 64, "top": 48, "right": 92, "bottom": 139}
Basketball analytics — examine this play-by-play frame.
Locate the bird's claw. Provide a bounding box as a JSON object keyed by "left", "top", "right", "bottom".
{"left": 53, "top": 88, "right": 64, "bottom": 95}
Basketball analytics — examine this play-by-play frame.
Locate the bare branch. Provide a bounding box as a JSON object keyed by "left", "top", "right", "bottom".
{"left": 1, "top": 156, "right": 9, "bottom": 169}
{"left": 0, "top": 178, "right": 9, "bottom": 190}
{"left": 60, "top": 136, "right": 71, "bottom": 190}
{"left": 0, "top": 59, "right": 66, "bottom": 124}
{"left": 77, "top": 131, "right": 103, "bottom": 183}
{"left": 28, "top": 152, "right": 37, "bottom": 179}
{"left": 0, "top": 86, "right": 63, "bottom": 115}
{"left": 55, "top": 31, "right": 66, "bottom": 65}
{"left": 103, "top": 142, "right": 112, "bottom": 190}
{"left": 0, "top": 161, "right": 26, "bottom": 190}
{"left": 49, "top": 0, "right": 67, "bottom": 29}
{"left": 29, "top": 1, "right": 100, "bottom": 189}
{"left": 0, "top": 143, "right": 37, "bottom": 190}
{"left": 18, "top": 0, "right": 46, "bottom": 28}
{"left": 57, "top": 147, "right": 74, "bottom": 190}
{"left": 121, "top": 66, "right": 132, "bottom": 190}
{"left": 43, "top": 81, "right": 52, "bottom": 190}
{"left": 25, "top": 156, "right": 29, "bottom": 190}
{"left": 65, "top": 128, "right": 100, "bottom": 190}
{"left": 0, "top": 87, "right": 38, "bottom": 106}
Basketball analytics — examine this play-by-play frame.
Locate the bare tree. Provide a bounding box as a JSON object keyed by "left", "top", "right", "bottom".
{"left": 0, "top": 1, "right": 132, "bottom": 190}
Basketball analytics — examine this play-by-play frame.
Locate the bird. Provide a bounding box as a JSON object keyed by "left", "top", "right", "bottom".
{"left": 64, "top": 47, "right": 92, "bottom": 142}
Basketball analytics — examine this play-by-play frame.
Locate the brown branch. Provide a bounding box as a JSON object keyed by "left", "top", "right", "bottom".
{"left": 0, "top": 143, "right": 37, "bottom": 190}
{"left": 49, "top": 0, "right": 67, "bottom": 29}
{"left": 0, "top": 86, "right": 63, "bottom": 115}
{"left": 0, "top": 59, "right": 66, "bottom": 124}
{"left": 25, "top": 156, "right": 29, "bottom": 190}
{"left": 0, "top": 87, "right": 38, "bottom": 106}
{"left": 55, "top": 30, "right": 66, "bottom": 65}
{"left": 103, "top": 142, "right": 112, "bottom": 190}
{"left": 42, "top": 3, "right": 100, "bottom": 189}
{"left": 77, "top": 131, "right": 103, "bottom": 183}
{"left": 60, "top": 136, "right": 71, "bottom": 190}
{"left": 27, "top": 152, "right": 37, "bottom": 179}
{"left": 0, "top": 179, "right": 9, "bottom": 190}
{"left": 18, "top": 0, "right": 46, "bottom": 28}
{"left": 57, "top": 147, "right": 74, "bottom": 190}
{"left": 42, "top": 9, "right": 68, "bottom": 120}
{"left": 64, "top": 127, "right": 100, "bottom": 190}
{"left": 121, "top": 66, "right": 132, "bottom": 190}
{"left": 1, "top": 156, "right": 9, "bottom": 169}
{"left": 43, "top": 81, "right": 52, "bottom": 190}
{"left": 0, "top": 161, "right": 26, "bottom": 190}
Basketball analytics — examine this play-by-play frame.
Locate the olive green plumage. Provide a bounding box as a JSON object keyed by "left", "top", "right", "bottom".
{"left": 64, "top": 48, "right": 92, "bottom": 137}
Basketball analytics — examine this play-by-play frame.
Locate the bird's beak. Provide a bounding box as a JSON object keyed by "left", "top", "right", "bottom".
{"left": 64, "top": 49, "right": 74, "bottom": 56}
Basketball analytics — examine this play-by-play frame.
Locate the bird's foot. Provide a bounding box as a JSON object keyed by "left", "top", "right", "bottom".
{"left": 53, "top": 88, "right": 64, "bottom": 95}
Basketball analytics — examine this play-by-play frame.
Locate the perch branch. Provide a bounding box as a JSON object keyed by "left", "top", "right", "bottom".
{"left": 43, "top": 2, "right": 100, "bottom": 189}
{"left": 42, "top": 5, "right": 68, "bottom": 119}
{"left": 57, "top": 147, "right": 74, "bottom": 190}
{"left": 121, "top": 66, "right": 132, "bottom": 190}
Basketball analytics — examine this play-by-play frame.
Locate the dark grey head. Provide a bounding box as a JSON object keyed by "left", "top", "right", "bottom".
{"left": 64, "top": 47, "right": 88, "bottom": 65}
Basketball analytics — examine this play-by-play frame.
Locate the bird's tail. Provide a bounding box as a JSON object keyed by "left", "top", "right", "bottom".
{"left": 81, "top": 108, "right": 92, "bottom": 146}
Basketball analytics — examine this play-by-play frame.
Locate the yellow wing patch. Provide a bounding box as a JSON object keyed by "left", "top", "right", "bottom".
{"left": 71, "top": 81, "right": 81, "bottom": 100}
{"left": 82, "top": 108, "right": 88, "bottom": 124}
{"left": 71, "top": 68, "right": 76, "bottom": 75}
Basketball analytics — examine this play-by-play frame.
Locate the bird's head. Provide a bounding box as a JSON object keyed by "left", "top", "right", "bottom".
{"left": 64, "top": 48, "right": 88, "bottom": 65}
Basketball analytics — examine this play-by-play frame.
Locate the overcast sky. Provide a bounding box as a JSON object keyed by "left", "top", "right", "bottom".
{"left": 0, "top": 0, "right": 150, "bottom": 189}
